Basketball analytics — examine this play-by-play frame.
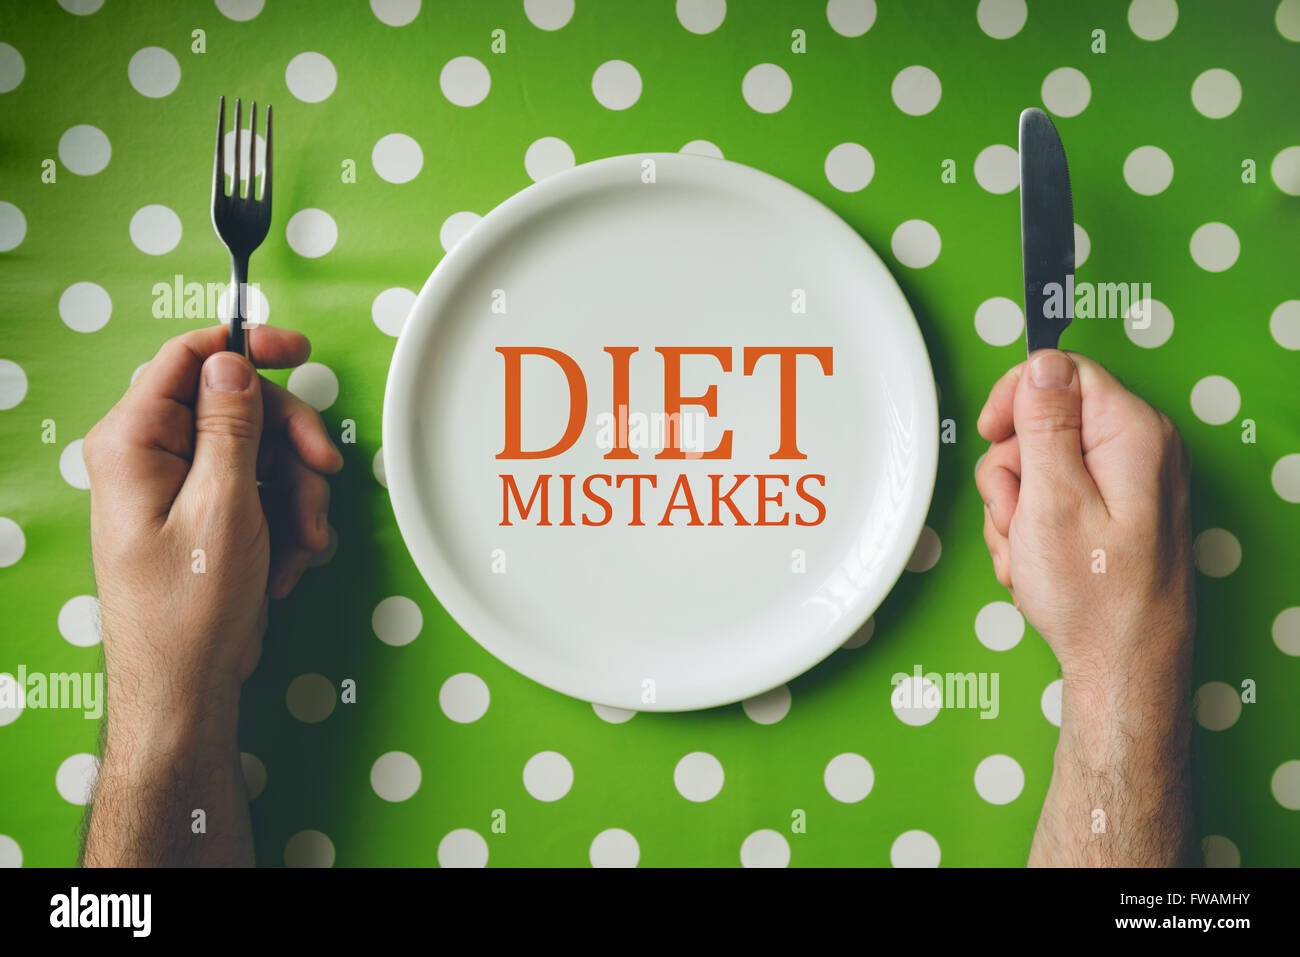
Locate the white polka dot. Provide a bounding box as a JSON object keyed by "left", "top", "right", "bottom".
{"left": 974, "top": 145, "right": 1019, "bottom": 194}
{"left": 1193, "top": 681, "right": 1241, "bottom": 731}
{"left": 1189, "top": 375, "right": 1240, "bottom": 425}
{"left": 891, "top": 220, "right": 941, "bottom": 269}
{"left": 1271, "top": 454, "right": 1300, "bottom": 503}
{"left": 524, "top": 136, "right": 575, "bottom": 182}
{"left": 593, "top": 59, "right": 642, "bottom": 110}
{"left": 129, "top": 205, "right": 182, "bottom": 256}
{"left": 593, "top": 703, "right": 636, "bottom": 723}
{"left": 127, "top": 46, "right": 180, "bottom": 98}
{"left": 57, "top": 0, "right": 105, "bottom": 14}
{"left": 440, "top": 56, "right": 490, "bottom": 107}
{"left": 1273, "top": 607, "right": 1300, "bottom": 656}
{"left": 841, "top": 615, "right": 874, "bottom": 649}
{"left": 974, "top": 754, "right": 1025, "bottom": 804}
{"left": 1270, "top": 300, "right": 1300, "bottom": 349}
{"left": 1041, "top": 678, "right": 1062, "bottom": 727}
{"left": 674, "top": 751, "right": 723, "bottom": 802}
{"left": 284, "top": 830, "right": 334, "bottom": 867}
{"left": 905, "top": 524, "right": 941, "bottom": 571}
{"left": 371, "top": 287, "right": 416, "bottom": 337}
{"left": 740, "top": 829, "right": 790, "bottom": 868}
{"left": 1190, "top": 222, "right": 1240, "bottom": 272}
{"left": 286, "top": 208, "right": 338, "bottom": 258}
{"left": 370, "top": 0, "right": 419, "bottom": 26}
{"left": 1041, "top": 66, "right": 1090, "bottom": 117}
{"left": 215, "top": 0, "right": 264, "bottom": 21}
{"left": 891, "top": 675, "right": 942, "bottom": 726}
{"left": 0, "top": 42, "right": 24, "bottom": 93}
{"left": 974, "top": 600, "right": 1024, "bottom": 651}
{"left": 523, "top": 750, "right": 573, "bottom": 802}
{"left": 890, "top": 829, "right": 940, "bottom": 867}
{"left": 1202, "top": 835, "right": 1241, "bottom": 867}
{"left": 1280, "top": 0, "right": 1300, "bottom": 40}
{"left": 287, "top": 362, "right": 338, "bottom": 411}
{"left": 1123, "top": 145, "right": 1173, "bottom": 195}
{"left": 371, "top": 133, "right": 423, "bottom": 184}
{"left": 1124, "top": 297, "right": 1174, "bottom": 348}
{"left": 0, "top": 835, "right": 20, "bottom": 868}
{"left": 55, "top": 753, "right": 98, "bottom": 805}
{"left": 0, "top": 517, "right": 23, "bottom": 568}
{"left": 524, "top": 0, "right": 573, "bottom": 30}
{"left": 440, "top": 673, "right": 490, "bottom": 723}
{"left": 438, "top": 828, "right": 488, "bottom": 867}
{"left": 240, "top": 752, "right": 266, "bottom": 799}
{"left": 1128, "top": 0, "right": 1178, "bottom": 40}
{"left": 439, "top": 210, "right": 481, "bottom": 252}
{"left": 826, "top": 0, "right": 876, "bottom": 37}
{"left": 0, "top": 359, "right": 27, "bottom": 409}
{"left": 1272, "top": 146, "right": 1300, "bottom": 195}
{"left": 0, "top": 201, "right": 25, "bottom": 251}
{"left": 284, "top": 51, "right": 337, "bottom": 103}
{"left": 57, "top": 595, "right": 100, "bottom": 646}
{"left": 1191, "top": 68, "right": 1241, "bottom": 119}
{"left": 742, "top": 685, "right": 790, "bottom": 724}
{"left": 977, "top": 0, "right": 1027, "bottom": 38}
{"left": 677, "top": 0, "right": 726, "bottom": 33}
{"left": 371, "top": 751, "right": 422, "bottom": 802}
{"left": 824, "top": 753, "right": 874, "bottom": 803}
{"left": 1193, "top": 528, "right": 1241, "bottom": 578}
{"left": 0, "top": 672, "right": 24, "bottom": 726}
{"left": 681, "top": 139, "right": 724, "bottom": 159}
{"left": 372, "top": 595, "right": 422, "bottom": 646}
{"left": 57, "top": 125, "right": 111, "bottom": 176}
{"left": 974, "top": 297, "right": 1024, "bottom": 347}
{"left": 891, "top": 65, "right": 941, "bottom": 116}
{"left": 824, "top": 142, "right": 874, "bottom": 192}
{"left": 590, "top": 828, "right": 640, "bottom": 867}
{"left": 373, "top": 447, "right": 388, "bottom": 487}
{"left": 1270, "top": 760, "right": 1300, "bottom": 810}
{"left": 741, "top": 63, "right": 791, "bottom": 114}
{"left": 286, "top": 673, "right": 336, "bottom": 723}
{"left": 217, "top": 282, "right": 269, "bottom": 326}
{"left": 1074, "top": 223, "right": 1090, "bottom": 266}
{"left": 58, "top": 439, "right": 90, "bottom": 490}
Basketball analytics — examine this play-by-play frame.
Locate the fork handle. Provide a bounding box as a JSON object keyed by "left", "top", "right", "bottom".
{"left": 226, "top": 254, "right": 250, "bottom": 357}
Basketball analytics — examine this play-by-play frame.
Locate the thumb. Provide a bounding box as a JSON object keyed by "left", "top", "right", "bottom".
{"left": 193, "top": 351, "right": 263, "bottom": 485}
{"left": 1012, "top": 350, "right": 1092, "bottom": 498}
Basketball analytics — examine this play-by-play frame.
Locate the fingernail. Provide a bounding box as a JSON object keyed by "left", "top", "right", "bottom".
{"left": 204, "top": 353, "right": 253, "bottom": 392}
{"left": 1030, "top": 351, "right": 1074, "bottom": 389}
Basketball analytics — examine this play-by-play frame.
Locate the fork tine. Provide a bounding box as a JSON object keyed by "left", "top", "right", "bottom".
{"left": 248, "top": 100, "right": 257, "bottom": 201}
{"left": 212, "top": 95, "right": 226, "bottom": 201}
{"left": 262, "top": 104, "right": 273, "bottom": 206}
{"left": 233, "top": 98, "right": 243, "bottom": 199}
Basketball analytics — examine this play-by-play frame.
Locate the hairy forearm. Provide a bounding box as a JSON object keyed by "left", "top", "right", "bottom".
{"left": 82, "top": 678, "right": 253, "bottom": 867}
{"left": 1029, "top": 666, "right": 1195, "bottom": 867}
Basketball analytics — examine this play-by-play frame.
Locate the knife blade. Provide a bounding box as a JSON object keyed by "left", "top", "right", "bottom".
{"left": 1019, "top": 107, "right": 1075, "bottom": 355}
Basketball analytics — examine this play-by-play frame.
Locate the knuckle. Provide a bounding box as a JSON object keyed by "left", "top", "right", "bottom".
{"left": 1021, "top": 404, "right": 1082, "bottom": 434}
{"left": 195, "top": 409, "right": 260, "bottom": 442}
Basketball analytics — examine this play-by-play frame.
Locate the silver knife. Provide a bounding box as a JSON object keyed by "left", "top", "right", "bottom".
{"left": 1019, "top": 107, "right": 1075, "bottom": 355}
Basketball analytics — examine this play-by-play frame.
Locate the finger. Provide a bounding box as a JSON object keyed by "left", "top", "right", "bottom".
{"left": 976, "top": 437, "right": 1021, "bottom": 538}
{"left": 262, "top": 379, "right": 343, "bottom": 475}
{"left": 982, "top": 508, "right": 1012, "bottom": 590}
{"left": 1012, "top": 349, "right": 1097, "bottom": 502}
{"left": 129, "top": 325, "right": 311, "bottom": 409}
{"left": 285, "top": 452, "right": 332, "bottom": 554}
{"left": 191, "top": 352, "right": 263, "bottom": 486}
{"left": 977, "top": 361, "right": 1026, "bottom": 443}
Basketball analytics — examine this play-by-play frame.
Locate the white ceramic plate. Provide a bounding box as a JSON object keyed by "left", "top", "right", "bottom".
{"left": 383, "top": 152, "right": 937, "bottom": 712}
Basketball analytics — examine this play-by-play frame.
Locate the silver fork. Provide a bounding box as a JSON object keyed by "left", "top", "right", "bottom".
{"left": 210, "top": 96, "right": 272, "bottom": 357}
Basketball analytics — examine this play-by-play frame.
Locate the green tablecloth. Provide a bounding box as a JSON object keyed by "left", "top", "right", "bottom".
{"left": 1, "top": 0, "right": 1297, "bottom": 867}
